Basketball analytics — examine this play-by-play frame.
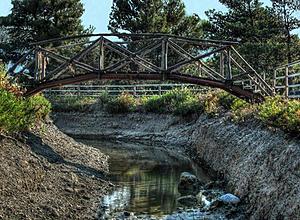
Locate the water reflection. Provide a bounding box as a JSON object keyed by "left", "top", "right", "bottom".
{"left": 78, "top": 140, "right": 210, "bottom": 217}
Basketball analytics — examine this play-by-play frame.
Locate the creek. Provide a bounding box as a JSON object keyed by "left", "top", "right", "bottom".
{"left": 77, "top": 139, "right": 232, "bottom": 220}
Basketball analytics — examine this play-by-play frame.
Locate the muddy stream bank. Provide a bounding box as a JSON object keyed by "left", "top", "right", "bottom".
{"left": 54, "top": 111, "right": 300, "bottom": 219}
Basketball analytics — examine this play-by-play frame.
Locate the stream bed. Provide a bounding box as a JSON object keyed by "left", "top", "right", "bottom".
{"left": 78, "top": 140, "right": 241, "bottom": 220}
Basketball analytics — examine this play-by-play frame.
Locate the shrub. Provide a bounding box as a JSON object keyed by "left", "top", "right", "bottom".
{"left": 28, "top": 95, "right": 52, "bottom": 120}
{"left": 106, "top": 92, "right": 136, "bottom": 114}
{"left": 0, "top": 90, "right": 51, "bottom": 132}
{"left": 50, "top": 96, "right": 96, "bottom": 112}
{"left": 141, "top": 88, "right": 202, "bottom": 116}
{"left": 258, "top": 96, "right": 300, "bottom": 133}
{"left": 202, "top": 92, "right": 221, "bottom": 117}
{"left": 142, "top": 95, "right": 166, "bottom": 113}
{"left": 173, "top": 96, "right": 202, "bottom": 116}
{"left": 98, "top": 92, "right": 111, "bottom": 107}
{"left": 0, "top": 65, "right": 51, "bottom": 133}
{"left": 217, "top": 91, "right": 236, "bottom": 110}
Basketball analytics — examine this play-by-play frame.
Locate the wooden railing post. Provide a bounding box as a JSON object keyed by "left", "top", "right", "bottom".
{"left": 220, "top": 52, "right": 225, "bottom": 77}
{"left": 161, "top": 38, "right": 168, "bottom": 80}
{"left": 285, "top": 65, "right": 289, "bottom": 98}
{"left": 158, "top": 85, "right": 162, "bottom": 96}
{"left": 99, "top": 37, "right": 105, "bottom": 71}
{"left": 226, "top": 49, "right": 232, "bottom": 81}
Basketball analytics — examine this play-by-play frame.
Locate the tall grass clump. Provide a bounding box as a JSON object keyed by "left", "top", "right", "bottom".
{"left": 0, "top": 66, "right": 51, "bottom": 133}
{"left": 50, "top": 96, "right": 96, "bottom": 112}
{"left": 106, "top": 92, "right": 137, "bottom": 114}
{"left": 142, "top": 88, "right": 202, "bottom": 116}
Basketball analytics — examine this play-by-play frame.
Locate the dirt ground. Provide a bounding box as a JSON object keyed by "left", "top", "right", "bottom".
{"left": 0, "top": 122, "right": 111, "bottom": 220}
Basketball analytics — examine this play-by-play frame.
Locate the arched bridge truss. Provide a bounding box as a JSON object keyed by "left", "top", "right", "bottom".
{"left": 8, "top": 33, "right": 274, "bottom": 100}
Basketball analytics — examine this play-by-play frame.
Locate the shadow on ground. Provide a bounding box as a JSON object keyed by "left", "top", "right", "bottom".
{"left": 23, "top": 132, "right": 106, "bottom": 179}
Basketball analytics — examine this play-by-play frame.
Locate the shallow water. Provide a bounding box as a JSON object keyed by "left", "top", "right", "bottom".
{"left": 78, "top": 140, "right": 216, "bottom": 219}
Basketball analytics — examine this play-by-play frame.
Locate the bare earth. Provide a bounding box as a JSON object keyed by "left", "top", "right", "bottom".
{"left": 0, "top": 122, "right": 110, "bottom": 220}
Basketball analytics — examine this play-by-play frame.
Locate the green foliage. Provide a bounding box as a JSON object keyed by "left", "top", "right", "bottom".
{"left": 106, "top": 93, "right": 137, "bottom": 114}
{"left": 97, "top": 92, "right": 112, "bottom": 107}
{"left": 142, "top": 95, "right": 166, "bottom": 113}
{"left": 258, "top": 96, "right": 300, "bottom": 133}
{"left": 216, "top": 92, "right": 236, "bottom": 110}
{"left": 0, "top": 66, "right": 51, "bottom": 132}
{"left": 28, "top": 95, "right": 52, "bottom": 121}
{"left": 0, "top": 0, "right": 86, "bottom": 62}
{"left": 141, "top": 88, "right": 202, "bottom": 116}
{"left": 0, "top": 89, "right": 51, "bottom": 132}
{"left": 50, "top": 96, "right": 96, "bottom": 113}
{"left": 204, "top": 0, "right": 300, "bottom": 74}
{"left": 109, "top": 0, "right": 204, "bottom": 37}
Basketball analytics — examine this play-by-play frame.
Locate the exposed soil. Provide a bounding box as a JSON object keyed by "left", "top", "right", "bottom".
{"left": 0, "top": 122, "right": 110, "bottom": 220}
{"left": 53, "top": 111, "right": 300, "bottom": 219}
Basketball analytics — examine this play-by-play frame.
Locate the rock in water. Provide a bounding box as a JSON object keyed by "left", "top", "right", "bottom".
{"left": 178, "top": 172, "right": 199, "bottom": 194}
{"left": 218, "top": 194, "right": 240, "bottom": 205}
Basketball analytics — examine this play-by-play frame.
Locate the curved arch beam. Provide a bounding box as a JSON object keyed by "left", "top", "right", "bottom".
{"left": 24, "top": 72, "right": 262, "bottom": 101}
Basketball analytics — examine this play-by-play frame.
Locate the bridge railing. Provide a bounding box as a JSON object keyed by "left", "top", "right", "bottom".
{"left": 8, "top": 33, "right": 274, "bottom": 99}
{"left": 274, "top": 60, "right": 300, "bottom": 98}
{"left": 43, "top": 83, "right": 211, "bottom": 97}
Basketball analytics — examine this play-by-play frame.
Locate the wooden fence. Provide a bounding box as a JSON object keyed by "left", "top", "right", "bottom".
{"left": 44, "top": 83, "right": 210, "bottom": 97}
{"left": 274, "top": 60, "right": 300, "bottom": 98}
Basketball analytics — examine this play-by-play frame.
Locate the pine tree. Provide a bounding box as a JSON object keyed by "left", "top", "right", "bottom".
{"left": 108, "top": 0, "right": 204, "bottom": 37}
{"left": 204, "top": 0, "right": 288, "bottom": 74}
{"left": 270, "top": 0, "right": 300, "bottom": 63}
{"left": 0, "top": 0, "right": 85, "bottom": 60}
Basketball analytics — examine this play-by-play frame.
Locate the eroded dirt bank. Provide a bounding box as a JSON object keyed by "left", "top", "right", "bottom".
{"left": 54, "top": 111, "right": 300, "bottom": 219}
{"left": 0, "top": 122, "right": 110, "bottom": 219}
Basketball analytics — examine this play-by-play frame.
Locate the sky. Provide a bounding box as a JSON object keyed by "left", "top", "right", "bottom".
{"left": 0, "top": 0, "right": 298, "bottom": 35}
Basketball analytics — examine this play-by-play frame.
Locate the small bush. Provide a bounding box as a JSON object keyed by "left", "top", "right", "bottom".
{"left": 141, "top": 88, "right": 202, "bottom": 116}
{"left": 106, "top": 92, "right": 136, "bottom": 114}
{"left": 98, "top": 92, "right": 111, "bottom": 107}
{"left": 142, "top": 95, "right": 166, "bottom": 113}
{"left": 0, "top": 90, "right": 51, "bottom": 132}
{"left": 0, "top": 65, "right": 51, "bottom": 133}
{"left": 258, "top": 97, "right": 300, "bottom": 133}
{"left": 202, "top": 92, "right": 221, "bottom": 117}
{"left": 51, "top": 96, "right": 96, "bottom": 112}
{"left": 173, "top": 96, "right": 203, "bottom": 116}
{"left": 217, "top": 91, "right": 236, "bottom": 110}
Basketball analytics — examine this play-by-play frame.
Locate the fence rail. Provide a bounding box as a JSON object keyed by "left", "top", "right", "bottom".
{"left": 274, "top": 60, "right": 300, "bottom": 98}
{"left": 44, "top": 83, "right": 211, "bottom": 97}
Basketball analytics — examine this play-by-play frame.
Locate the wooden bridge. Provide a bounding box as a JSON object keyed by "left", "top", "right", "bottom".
{"left": 8, "top": 33, "right": 274, "bottom": 100}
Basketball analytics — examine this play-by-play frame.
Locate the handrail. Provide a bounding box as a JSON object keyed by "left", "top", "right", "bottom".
{"left": 30, "top": 33, "right": 240, "bottom": 46}
{"left": 274, "top": 61, "right": 300, "bottom": 98}
{"left": 44, "top": 83, "right": 210, "bottom": 97}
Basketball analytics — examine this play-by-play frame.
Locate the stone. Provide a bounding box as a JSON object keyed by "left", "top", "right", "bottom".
{"left": 218, "top": 194, "right": 241, "bottom": 205}
{"left": 196, "top": 190, "right": 211, "bottom": 208}
{"left": 124, "top": 211, "right": 131, "bottom": 217}
{"left": 178, "top": 172, "right": 199, "bottom": 194}
{"left": 177, "top": 195, "right": 198, "bottom": 207}
{"left": 64, "top": 187, "right": 74, "bottom": 193}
